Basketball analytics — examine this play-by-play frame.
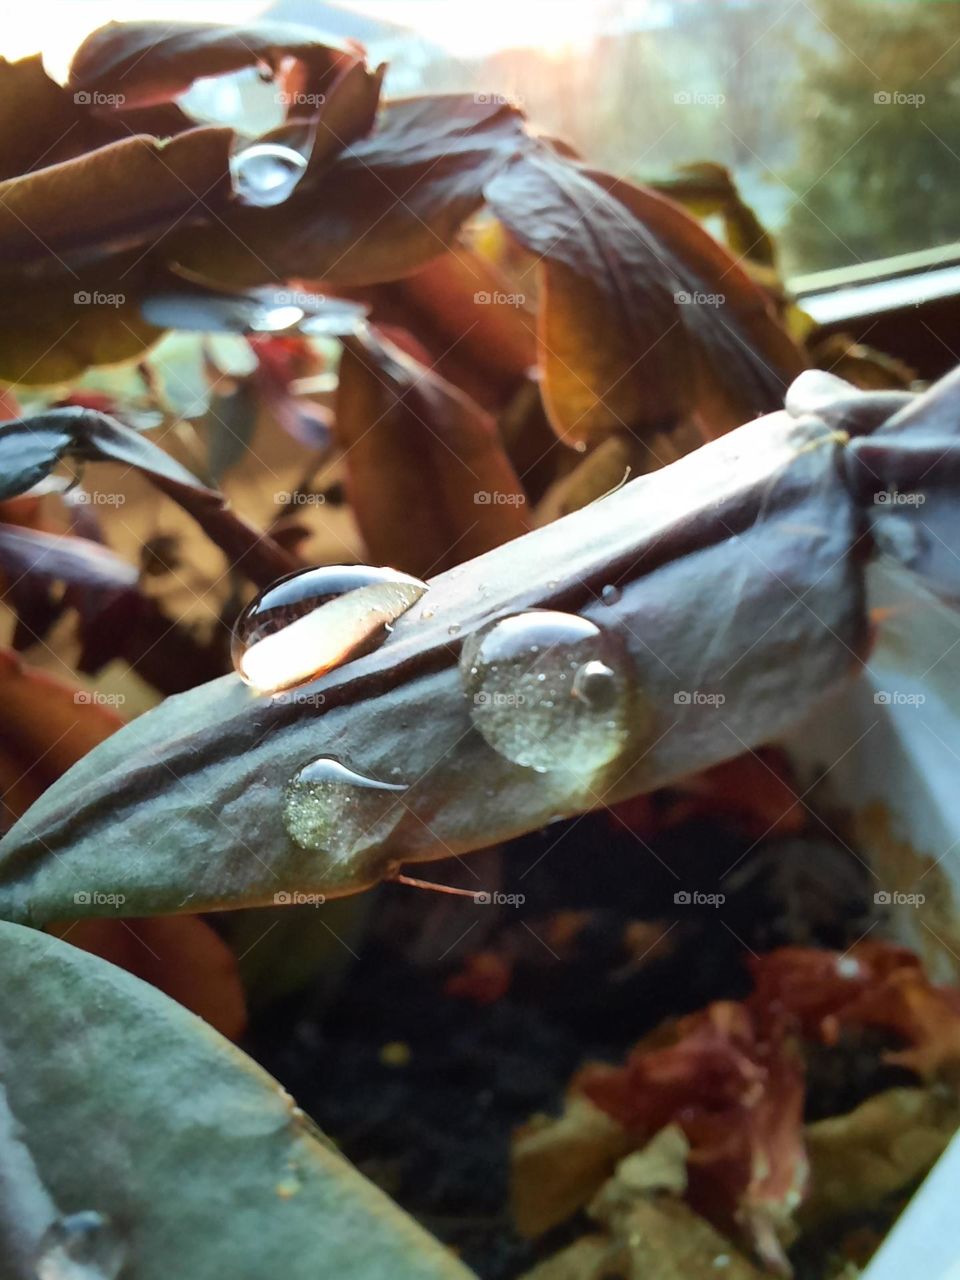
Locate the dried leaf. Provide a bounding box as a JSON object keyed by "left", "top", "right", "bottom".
{"left": 335, "top": 331, "right": 529, "bottom": 575}
{"left": 512, "top": 1096, "right": 633, "bottom": 1237}
{"left": 484, "top": 147, "right": 804, "bottom": 447}
{"left": 800, "top": 1086, "right": 960, "bottom": 1228}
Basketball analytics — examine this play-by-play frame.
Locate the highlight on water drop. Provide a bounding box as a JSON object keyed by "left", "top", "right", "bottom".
{"left": 459, "top": 610, "right": 632, "bottom": 774}
{"left": 232, "top": 565, "right": 428, "bottom": 694}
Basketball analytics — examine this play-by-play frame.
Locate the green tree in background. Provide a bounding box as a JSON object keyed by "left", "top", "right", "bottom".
{"left": 784, "top": 0, "right": 960, "bottom": 274}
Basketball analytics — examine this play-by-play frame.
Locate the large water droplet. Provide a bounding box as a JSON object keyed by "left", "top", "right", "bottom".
{"left": 460, "top": 610, "right": 630, "bottom": 774}
{"left": 232, "top": 565, "right": 427, "bottom": 693}
{"left": 35, "top": 1212, "right": 125, "bottom": 1280}
{"left": 230, "top": 142, "right": 307, "bottom": 207}
{"left": 283, "top": 757, "right": 407, "bottom": 854}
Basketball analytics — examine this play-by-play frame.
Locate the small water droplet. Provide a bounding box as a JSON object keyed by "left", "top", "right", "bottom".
{"left": 421, "top": 607, "right": 436, "bottom": 620}
{"left": 447, "top": 623, "right": 461, "bottom": 636}
{"left": 601, "top": 584, "right": 621, "bottom": 605}
{"left": 35, "top": 1212, "right": 125, "bottom": 1280}
{"left": 232, "top": 565, "right": 427, "bottom": 693}
{"left": 460, "top": 611, "right": 630, "bottom": 773}
{"left": 283, "top": 757, "right": 407, "bottom": 854}
{"left": 230, "top": 142, "right": 307, "bottom": 207}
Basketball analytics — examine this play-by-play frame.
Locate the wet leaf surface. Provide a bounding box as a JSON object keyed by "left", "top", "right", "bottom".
{"left": 0, "top": 919, "right": 475, "bottom": 1280}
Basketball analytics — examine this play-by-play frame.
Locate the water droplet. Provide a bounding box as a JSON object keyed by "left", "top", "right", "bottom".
{"left": 35, "top": 1212, "right": 125, "bottom": 1280}
{"left": 283, "top": 757, "right": 407, "bottom": 854}
{"left": 232, "top": 565, "right": 427, "bottom": 693}
{"left": 447, "top": 623, "right": 462, "bottom": 636}
{"left": 601, "top": 584, "right": 621, "bottom": 605}
{"left": 230, "top": 142, "right": 307, "bottom": 207}
{"left": 460, "top": 611, "right": 630, "bottom": 774}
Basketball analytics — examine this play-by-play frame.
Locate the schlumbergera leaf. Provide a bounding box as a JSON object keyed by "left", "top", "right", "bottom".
{"left": 484, "top": 144, "right": 806, "bottom": 448}
{"left": 335, "top": 330, "right": 529, "bottom": 576}
{"left": 0, "top": 920, "right": 475, "bottom": 1280}
{"left": 0, "top": 406, "right": 868, "bottom": 924}
{"left": 0, "top": 407, "right": 298, "bottom": 586}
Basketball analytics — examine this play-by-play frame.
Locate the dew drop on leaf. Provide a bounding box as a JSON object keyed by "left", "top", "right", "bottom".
{"left": 601, "top": 584, "right": 621, "bottom": 605}
{"left": 35, "top": 1211, "right": 125, "bottom": 1280}
{"left": 459, "top": 611, "right": 630, "bottom": 774}
{"left": 229, "top": 142, "right": 308, "bottom": 207}
{"left": 232, "top": 565, "right": 427, "bottom": 693}
{"left": 283, "top": 757, "right": 407, "bottom": 854}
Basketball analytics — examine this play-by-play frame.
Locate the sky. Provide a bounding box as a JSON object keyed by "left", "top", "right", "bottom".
{"left": 0, "top": 0, "right": 648, "bottom": 71}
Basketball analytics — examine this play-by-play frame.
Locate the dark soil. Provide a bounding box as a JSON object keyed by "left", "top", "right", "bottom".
{"left": 247, "top": 803, "right": 912, "bottom": 1279}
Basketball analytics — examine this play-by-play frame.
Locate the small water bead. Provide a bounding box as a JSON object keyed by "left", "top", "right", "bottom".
{"left": 35, "top": 1212, "right": 125, "bottom": 1280}
{"left": 229, "top": 142, "right": 308, "bottom": 207}
{"left": 283, "top": 757, "right": 407, "bottom": 854}
{"left": 232, "top": 565, "right": 427, "bottom": 693}
{"left": 601, "top": 584, "right": 622, "bottom": 606}
{"left": 459, "top": 610, "right": 631, "bottom": 774}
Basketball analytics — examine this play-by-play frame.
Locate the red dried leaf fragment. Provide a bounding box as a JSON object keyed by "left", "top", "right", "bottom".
{"left": 577, "top": 1000, "right": 807, "bottom": 1273}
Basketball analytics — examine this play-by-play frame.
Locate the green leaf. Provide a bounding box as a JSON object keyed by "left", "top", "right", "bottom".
{"left": 0, "top": 409, "right": 866, "bottom": 925}
{"left": 0, "top": 919, "right": 474, "bottom": 1279}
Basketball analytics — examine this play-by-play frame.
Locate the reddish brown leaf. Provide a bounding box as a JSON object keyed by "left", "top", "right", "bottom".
{"left": 335, "top": 330, "right": 529, "bottom": 576}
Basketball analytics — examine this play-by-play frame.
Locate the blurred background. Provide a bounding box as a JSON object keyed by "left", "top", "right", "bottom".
{"left": 3, "top": 0, "right": 957, "bottom": 279}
